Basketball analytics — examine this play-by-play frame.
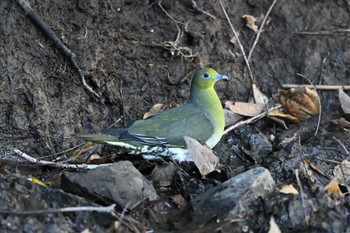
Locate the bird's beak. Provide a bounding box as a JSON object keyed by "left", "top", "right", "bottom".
{"left": 214, "top": 74, "right": 229, "bottom": 81}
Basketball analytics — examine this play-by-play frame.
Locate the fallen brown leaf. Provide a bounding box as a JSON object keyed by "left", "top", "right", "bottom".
{"left": 225, "top": 101, "right": 265, "bottom": 117}
{"left": 170, "top": 194, "right": 187, "bottom": 209}
{"left": 339, "top": 117, "right": 350, "bottom": 129}
{"left": 184, "top": 136, "right": 219, "bottom": 176}
{"left": 280, "top": 184, "right": 299, "bottom": 195}
{"left": 242, "top": 14, "right": 258, "bottom": 33}
{"left": 325, "top": 179, "right": 343, "bottom": 197}
{"left": 143, "top": 104, "right": 166, "bottom": 119}
{"left": 224, "top": 109, "right": 243, "bottom": 127}
{"left": 252, "top": 83, "right": 269, "bottom": 104}
{"left": 278, "top": 86, "right": 320, "bottom": 122}
{"left": 339, "top": 89, "right": 350, "bottom": 114}
{"left": 268, "top": 108, "right": 300, "bottom": 123}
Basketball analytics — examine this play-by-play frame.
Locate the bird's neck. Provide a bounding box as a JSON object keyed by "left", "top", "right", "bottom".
{"left": 189, "top": 86, "right": 225, "bottom": 146}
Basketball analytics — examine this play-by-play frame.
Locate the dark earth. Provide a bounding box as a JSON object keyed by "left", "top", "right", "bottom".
{"left": 1, "top": 0, "right": 350, "bottom": 232}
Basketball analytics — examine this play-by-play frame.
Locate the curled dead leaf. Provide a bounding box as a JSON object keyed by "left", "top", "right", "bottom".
{"left": 242, "top": 15, "right": 258, "bottom": 33}
{"left": 225, "top": 101, "right": 265, "bottom": 117}
{"left": 278, "top": 87, "right": 320, "bottom": 122}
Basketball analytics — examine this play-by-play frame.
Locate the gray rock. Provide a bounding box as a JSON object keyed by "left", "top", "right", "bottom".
{"left": 191, "top": 167, "right": 275, "bottom": 221}
{"left": 62, "top": 161, "right": 159, "bottom": 209}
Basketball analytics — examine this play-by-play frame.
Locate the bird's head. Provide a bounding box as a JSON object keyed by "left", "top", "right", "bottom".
{"left": 191, "top": 68, "right": 228, "bottom": 89}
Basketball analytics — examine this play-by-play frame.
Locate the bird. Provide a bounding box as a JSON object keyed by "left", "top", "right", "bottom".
{"left": 79, "top": 68, "right": 228, "bottom": 161}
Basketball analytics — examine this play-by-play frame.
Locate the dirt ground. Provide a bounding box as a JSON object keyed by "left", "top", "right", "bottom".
{"left": 1, "top": 0, "right": 350, "bottom": 232}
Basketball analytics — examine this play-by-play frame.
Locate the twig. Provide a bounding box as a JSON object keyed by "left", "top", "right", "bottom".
{"left": 0, "top": 204, "right": 116, "bottom": 215}
{"left": 158, "top": 2, "right": 197, "bottom": 59}
{"left": 190, "top": 0, "right": 216, "bottom": 19}
{"left": 223, "top": 105, "right": 281, "bottom": 135}
{"left": 247, "top": 0, "right": 277, "bottom": 62}
{"left": 294, "top": 169, "right": 305, "bottom": 208}
{"left": 13, "top": 0, "right": 99, "bottom": 97}
{"left": 293, "top": 29, "right": 350, "bottom": 36}
{"left": 219, "top": 0, "right": 254, "bottom": 82}
{"left": 13, "top": 149, "right": 111, "bottom": 170}
{"left": 282, "top": 84, "right": 350, "bottom": 90}
{"left": 52, "top": 143, "right": 84, "bottom": 157}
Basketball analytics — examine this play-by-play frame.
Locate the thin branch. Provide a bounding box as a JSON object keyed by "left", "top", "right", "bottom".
{"left": 13, "top": 149, "right": 111, "bottom": 170}
{"left": 0, "top": 204, "right": 116, "bottom": 215}
{"left": 282, "top": 84, "right": 350, "bottom": 90}
{"left": 224, "top": 105, "right": 281, "bottom": 135}
{"left": 13, "top": 0, "right": 99, "bottom": 97}
{"left": 219, "top": 0, "right": 254, "bottom": 82}
{"left": 190, "top": 0, "right": 216, "bottom": 19}
{"left": 247, "top": 0, "right": 278, "bottom": 62}
{"left": 293, "top": 29, "right": 350, "bottom": 36}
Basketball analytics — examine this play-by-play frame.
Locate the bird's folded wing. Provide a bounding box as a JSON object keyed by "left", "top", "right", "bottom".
{"left": 128, "top": 104, "right": 214, "bottom": 147}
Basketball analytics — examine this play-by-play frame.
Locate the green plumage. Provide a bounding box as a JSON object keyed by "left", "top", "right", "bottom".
{"left": 79, "top": 68, "right": 228, "bottom": 161}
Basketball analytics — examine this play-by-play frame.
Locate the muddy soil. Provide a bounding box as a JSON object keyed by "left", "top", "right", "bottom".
{"left": 1, "top": 0, "right": 350, "bottom": 232}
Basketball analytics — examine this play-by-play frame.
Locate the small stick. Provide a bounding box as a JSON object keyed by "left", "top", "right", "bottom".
{"left": 294, "top": 169, "right": 305, "bottom": 208}
{"left": 282, "top": 84, "right": 350, "bottom": 90}
{"left": 247, "top": 0, "right": 278, "bottom": 62}
{"left": 0, "top": 204, "right": 116, "bottom": 215}
{"left": 219, "top": 0, "right": 254, "bottom": 82}
{"left": 13, "top": 149, "right": 111, "bottom": 170}
{"left": 13, "top": 0, "right": 99, "bottom": 97}
{"left": 223, "top": 105, "right": 281, "bottom": 135}
{"left": 190, "top": 0, "right": 216, "bottom": 19}
{"left": 293, "top": 29, "right": 350, "bottom": 36}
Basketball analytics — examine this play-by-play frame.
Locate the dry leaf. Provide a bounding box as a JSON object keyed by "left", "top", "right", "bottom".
{"left": 325, "top": 179, "right": 343, "bottom": 197}
{"left": 339, "top": 117, "right": 350, "bottom": 129}
{"left": 334, "top": 160, "right": 350, "bottom": 184}
{"left": 278, "top": 87, "right": 320, "bottom": 122}
{"left": 268, "top": 216, "right": 282, "bottom": 233}
{"left": 143, "top": 104, "right": 166, "bottom": 119}
{"left": 170, "top": 194, "right": 187, "bottom": 209}
{"left": 268, "top": 108, "right": 300, "bottom": 123}
{"left": 225, "top": 101, "right": 264, "bottom": 117}
{"left": 339, "top": 89, "right": 350, "bottom": 114}
{"left": 242, "top": 15, "right": 258, "bottom": 33}
{"left": 184, "top": 136, "right": 219, "bottom": 176}
{"left": 224, "top": 109, "right": 243, "bottom": 126}
{"left": 280, "top": 184, "right": 299, "bottom": 195}
{"left": 252, "top": 83, "right": 269, "bottom": 104}
{"left": 303, "top": 158, "right": 329, "bottom": 178}
{"left": 229, "top": 31, "right": 240, "bottom": 45}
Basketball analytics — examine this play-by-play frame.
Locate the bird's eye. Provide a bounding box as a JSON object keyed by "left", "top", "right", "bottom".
{"left": 203, "top": 73, "right": 210, "bottom": 79}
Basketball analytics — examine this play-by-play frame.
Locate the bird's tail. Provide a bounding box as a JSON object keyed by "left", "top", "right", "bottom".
{"left": 78, "top": 134, "right": 120, "bottom": 145}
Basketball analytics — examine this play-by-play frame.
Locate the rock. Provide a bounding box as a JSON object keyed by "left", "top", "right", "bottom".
{"left": 191, "top": 167, "right": 275, "bottom": 221}
{"left": 0, "top": 173, "right": 114, "bottom": 233}
{"left": 61, "top": 161, "right": 159, "bottom": 209}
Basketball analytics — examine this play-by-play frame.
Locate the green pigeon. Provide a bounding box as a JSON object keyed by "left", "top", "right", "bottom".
{"left": 79, "top": 68, "right": 228, "bottom": 161}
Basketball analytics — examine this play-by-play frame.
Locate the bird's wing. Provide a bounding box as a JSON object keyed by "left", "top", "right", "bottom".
{"left": 127, "top": 103, "right": 214, "bottom": 147}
